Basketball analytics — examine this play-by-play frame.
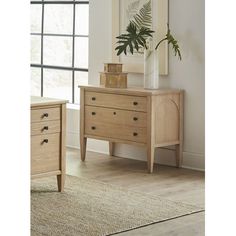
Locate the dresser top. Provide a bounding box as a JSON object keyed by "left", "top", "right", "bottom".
{"left": 79, "top": 85, "right": 183, "bottom": 96}
{"left": 31, "top": 96, "right": 68, "bottom": 107}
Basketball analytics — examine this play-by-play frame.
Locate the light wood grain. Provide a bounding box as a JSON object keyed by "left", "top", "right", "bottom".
{"left": 85, "top": 91, "right": 147, "bottom": 112}
{"left": 80, "top": 88, "right": 87, "bottom": 161}
{"left": 154, "top": 94, "right": 180, "bottom": 144}
{"left": 31, "top": 106, "right": 60, "bottom": 123}
{"left": 79, "top": 85, "right": 182, "bottom": 96}
{"left": 31, "top": 96, "right": 68, "bottom": 107}
{"left": 146, "top": 95, "right": 155, "bottom": 173}
{"left": 176, "top": 91, "right": 184, "bottom": 167}
{"left": 31, "top": 120, "right": 60, "bottom": 136}
{"left": 31, "top": 96, "right": 67, "bottom": 191}
{"left": 31, "top": 133, "right": 60, "bottom": 175}
{"left": 80, "top": 86, "right": 184, "bottom": 173}
{"left": 66, "top": 148, "right": 205, "bottom": 236}
{"left": 85, "top": 122, "right": 147, "bottom": 143}
{"left": 85, "top": 106, "right": 147, "bottom": 128}
{"left": 57, "top": 103, "right": 66, "bottom": 192}
{"left": 109, "top": 142, "right": 114, "bottom": 156}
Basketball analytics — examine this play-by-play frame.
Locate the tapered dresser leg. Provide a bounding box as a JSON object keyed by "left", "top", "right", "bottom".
{"left": 80, "top": 137, "right": 87, "bottom": 161}
{"left": 57, "top": 174, "right": 65, "bottom": 192}
{"left": 147, "top": 146, "right": 155, "bottom": 173}
{"left": 175, "top": 144, "right": 183, "bottom": 167}
{"left": 109, "top": 142, "right": 114, "bottom": 156}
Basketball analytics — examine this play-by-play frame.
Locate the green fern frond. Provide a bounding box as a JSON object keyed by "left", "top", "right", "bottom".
{"left": 132, "top": 0, "right": 152, "bottom": 30}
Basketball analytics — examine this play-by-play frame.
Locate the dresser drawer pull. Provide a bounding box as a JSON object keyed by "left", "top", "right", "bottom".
{"left": 91, "top": 126, "right": 96, "bottom": 130}
{"left": 91, "top": 112, "right": 96, "bottom": 115}
{"left": 133, "top": 132, "right": 138, "bottom": 136}
{"left": 92, "top": 97, "right": 96, "bottom": 101}
{"left": 42, "top": 139, "right": 48, "bottom": 144}
{"left": 133, "top": 117, "right": 138, "bottom": 121}
{"left": 113, "top": 112, "right": 116, "bottom": 115}
{"left": 42, "top": 126, "right": 49, "bottom": 131}
{"left": 42, "top": 113, "right": 49, "bottom": 118}
{"left": 133, "top": 102, "right": 138, "bottom": 106}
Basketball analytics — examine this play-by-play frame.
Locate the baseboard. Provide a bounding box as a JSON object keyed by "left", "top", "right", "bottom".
{"left": 66, "top": 132, "right": 205, "bottom": 171}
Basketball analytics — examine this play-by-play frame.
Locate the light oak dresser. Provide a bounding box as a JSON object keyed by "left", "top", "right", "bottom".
{"left": 79, "top": 85, "right": 184, "bottom": 173}
{"left": 31, "top": 96, "right": 67, "bottom": 191}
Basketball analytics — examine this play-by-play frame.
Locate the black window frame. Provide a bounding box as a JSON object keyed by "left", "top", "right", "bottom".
{"left": 30, "top": 0, "right": 89, "bottom": 104}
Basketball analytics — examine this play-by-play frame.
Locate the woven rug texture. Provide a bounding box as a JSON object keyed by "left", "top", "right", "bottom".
{"left": 31, "top": 175, "right": 203, "bottom": 236}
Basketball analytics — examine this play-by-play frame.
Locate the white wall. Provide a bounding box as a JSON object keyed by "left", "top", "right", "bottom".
{"left": 67, "top": 0, "right": 205, "bottom": 171}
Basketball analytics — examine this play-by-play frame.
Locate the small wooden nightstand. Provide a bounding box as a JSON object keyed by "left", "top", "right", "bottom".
{"left": 79, "top": 86, "right": 184, "bottom": 173}
{"left": 31, "top": 96, "right": 67, "bottom": 191}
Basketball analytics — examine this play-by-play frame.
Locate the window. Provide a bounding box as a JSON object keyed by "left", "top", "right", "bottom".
{"left": 30, "top": 0, "right": 89, "bottom": 104}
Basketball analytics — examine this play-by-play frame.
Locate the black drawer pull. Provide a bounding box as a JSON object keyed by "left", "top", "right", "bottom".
{"left": 92, "top": 97, "right": 96, "bottom": 101}
{"left": 133, "top": 132, "right": 138, "bottom": 136}
{"left": 113, "top": 112, "right": 116, "bottom": 115}
{"left": 42, "top": 113, "right": 48, "bottom": 118}
{"left": 91, "top": 126, "right": 96, "bottom": 130}
{"left": 92, "top": 112, "right": 96, "bottom": 115}
{"left": 42, "top": 126, "right": 48, "bottom": 131}
{"left": 42, "top": 139, "right": 48, "bottom": 144}
{"left": 133, "top": 117, "right": 138, "bottom": 121}
{"left": 133, "top": 102, "right": 138, "bottom": 106}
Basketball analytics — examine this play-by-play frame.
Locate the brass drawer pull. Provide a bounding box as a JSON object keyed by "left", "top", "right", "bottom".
{"left": 133, "top": 117, "right": 138, "bottom": 121}
{"left": 92, "top": 97, "right": 96, "bottom": 101}
{"left": 133, "top": 102, "right": 138, "bottom": 106}
{"left": 133, "top": 132, "right": 138, "bottom": 136}
{"left": 92, "top": 112, "right": 96, "bottom": 115}
{"left": 91, "top": 126, "right": 96, "bottom": 130}
{"left": 42, "top": 113, "right": 48, "bottom": 118}
{"left": 42, "top": 126, "right": 49, "bottom": 131}
{"left": 42, "top": 139, "right": 48, "bottom": 144}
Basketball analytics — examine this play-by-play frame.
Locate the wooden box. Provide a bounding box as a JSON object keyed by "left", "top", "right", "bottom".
{"left": 104, "top": 63, "right": 123, "bottom": 73}
{"left": 100, "top": 72, "right": 127, "bottom": 88}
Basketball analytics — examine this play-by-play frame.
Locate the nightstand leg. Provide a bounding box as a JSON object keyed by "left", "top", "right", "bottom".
{"left": 109, "top": 142, "right": 114, "bottom": 156}
{"left": 147, "top": 146, "right": 155, "bottom": 173}
{"left": 57, "top": 174, "right": 65, "bottom": 192}
{"left": 80, "top": 137, "right": 87, "bottom": 161}
{"left": 175, "top": 144, "right": 183, "bottom": 167}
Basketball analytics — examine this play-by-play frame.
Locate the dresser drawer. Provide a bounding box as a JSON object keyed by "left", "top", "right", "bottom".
{"left": 85, "top": 106, "right": 147, "bottom": 128}
{"left": 31, "top": 107, "right": 60, "bottom": 123}
{"left": 85, "top": 122, "right": 147, "bottom": 143}
{"left": 85, "top": 91, "right": 147, "bottom": 112}
{"left": 31, "top": 120, "right": 61, "bottom": 136}
{"left": 31, "top": 133, "right": 60, "bottom": 175}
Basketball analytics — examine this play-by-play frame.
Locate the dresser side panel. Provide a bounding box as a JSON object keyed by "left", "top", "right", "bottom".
{"left": 153, "top": 93, "right": 180, "bottom": 145}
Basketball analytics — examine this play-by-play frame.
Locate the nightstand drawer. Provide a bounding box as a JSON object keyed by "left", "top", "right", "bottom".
{"left": 31, "top": 107, "right": 60, "bottom": 123}
{"left": 85, "top": 91, "right": 147, "bottom": 112}
{"left": 31, "top": 120, "right": 61, "bottom": 136}
{"left": 85, "top": 122, "right": 147, "bottom": 143}
{"left": 85, "top": 106, "right": 147, "bottom": 128}
{"left": 31, "top": 133, "right": 60, "bottom": 174}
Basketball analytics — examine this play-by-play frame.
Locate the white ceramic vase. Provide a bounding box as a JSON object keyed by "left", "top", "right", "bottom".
{"left": 144, "top": 49, "right": 160, "bottom": 89}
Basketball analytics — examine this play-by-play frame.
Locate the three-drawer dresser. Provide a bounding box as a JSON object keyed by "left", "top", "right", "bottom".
{"left": 31, "top": 96, "right": 67, "bottom": 191}
{"left": 79, "top": 85, "right": 184, "bottom": 173}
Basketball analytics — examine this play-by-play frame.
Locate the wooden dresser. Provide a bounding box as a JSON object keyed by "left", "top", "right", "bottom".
{"left": 79, "top": 85, "right": 184, "bottom": 173}
{"left": 31, "top": 96, "right": 67, "bottom": 191}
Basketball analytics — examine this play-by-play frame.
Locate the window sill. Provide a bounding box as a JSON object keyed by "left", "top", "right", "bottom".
{"left": 66, "top": 103, "right": 80, "bottom": 110}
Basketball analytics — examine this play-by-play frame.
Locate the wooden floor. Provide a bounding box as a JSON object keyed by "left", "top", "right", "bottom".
{"left": 66, "top": 147, "right": 205, "bottom": 236}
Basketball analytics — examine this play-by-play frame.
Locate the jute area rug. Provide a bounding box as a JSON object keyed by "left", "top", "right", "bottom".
{"left": 31, "top": 175, "right": 203, "bottom": 236}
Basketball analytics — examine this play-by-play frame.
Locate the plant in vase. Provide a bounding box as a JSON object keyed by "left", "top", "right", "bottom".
{"left": 115, "top": 0, "right": 181, "bottom": 89}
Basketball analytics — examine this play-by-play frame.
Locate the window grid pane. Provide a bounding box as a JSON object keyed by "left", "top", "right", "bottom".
{"left": 30, "top": 2, "right": 89, "bottom": 104}
{"left": 44, "top": 4, "right": 73, "bottom": 34}
{"left": 43, "top": 69, "right": 73, "bottom": 102}
{"left": 31, "top": 68, "right": 41, "bottom": 96}
{"left": 44, "top": 36, "right": 73, "bottom": 67}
